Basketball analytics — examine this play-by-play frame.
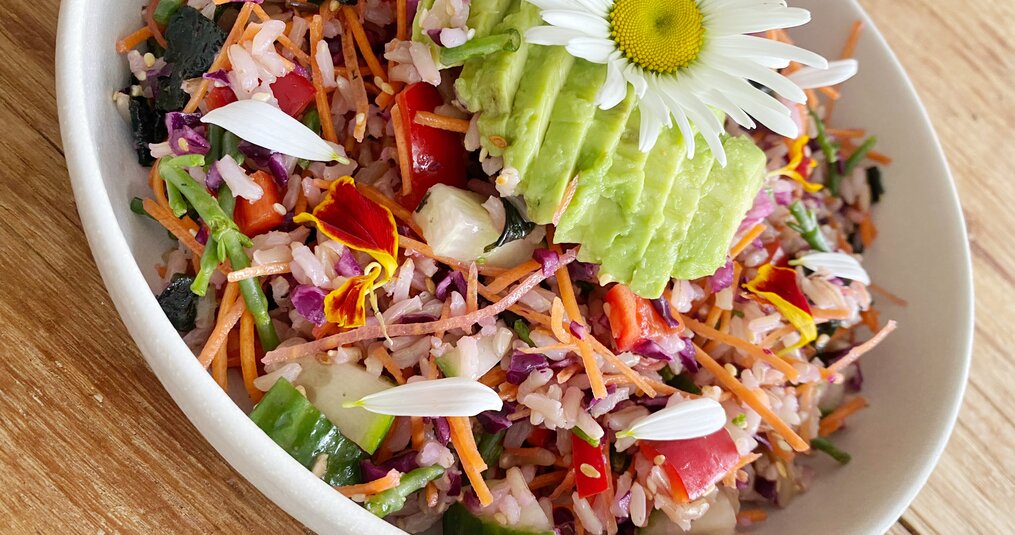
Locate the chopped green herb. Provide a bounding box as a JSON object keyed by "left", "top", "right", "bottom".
{"left": 664, "top": 371, "right": 703, "bottom": 395}
{"left": 130, "top": 197, "right": 154, "bottom": 220}
{"left": 732, "top": 414, "right": 747, "bottom": 428}
{"left": 787, "top": 200, "right": 831, "bottom": 252}
{"left": 512, "top": 319, "right": 535, "bottom": 347}
{"left": 485, "top": 198, "right": 536, "bottom": 252}
{"left": 301, "top": 108, "right": 322, "bottom": 136}
{"left": 477, "top": 429, "right": 506, "bottom": 469}
{"left": 810, "top": 437, "right": 851, "bottom": 464}
{"left": 205, "top": 124, "right": 224, "bottom": 164}
{"left": 221, "top": 130, "right": 245, "bottom": 165}
{"left": 153, "top": 0, "right": 184, "bottom": 25}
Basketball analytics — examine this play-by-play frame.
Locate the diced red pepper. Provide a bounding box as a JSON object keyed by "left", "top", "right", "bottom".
{"left": 527, "top": 427, "right": 553, "bottom": 448}
{"left": 604, "top": 284, "right": 682, "bottom": 352}
{"left": 394, "top": 83, "right": 468, "bottom": 210}
{"left": 205, "top": 86, "right": 237, "bottom": 111}
{"left": 270, "top": 71, "right": 317, "bottom": 118}
{"left": 639, "top": 429, "right": 740, "bottom": 502}
{"left": 233, "top": 170, "right": 286, "bottom": 237}
{"left": 572, "top": 433, "right": 610, "bottom": 499}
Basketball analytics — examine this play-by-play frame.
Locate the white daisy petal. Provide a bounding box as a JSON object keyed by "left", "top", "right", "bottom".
{"left": 637, "top": 84, "right": 669, "bottom": 152}
{"left": 596, "top": 56, "right": 629, "bottom": 109}
{"left": 525, "top": 25, "right": 586, "bottom": 46}
{"left": 565, "top": 37, "right": 617, "bottom": 64}
{"left": 617, "top": 398, "right": 727, "bottom": 441}
{"left": 345, "top": 377, "right": 503, "bottom": 417}
{"left": 724, "top": 81, "right": 799, "bottom": 138}
{"left": 791, "top": 252, "right": 871, "bottom": 285}
{"left": 707, "top": 6, "right": 812, "bottom": 36}
{"left": 710, "top": 35, "right": 828, "bottom": 69}
{"left": 707, "top": 54, "right": 807, "bottom": 103}
{"left": 540, "top": 9, "right": 610, "bottom": 38}
{"left": 788, "top": 59, "right": 859, "bottom": 90}
{"left": 201, "top": 99, "right": 341, "bottom": 161}
{"left": 526, "top": 0, "right": 584, "bottom": 10}
{"left": 623, "top": 63, "right": 648, "bottom": 98}
{"left": 573, "top": 0, "right": 611, "bottom": 18}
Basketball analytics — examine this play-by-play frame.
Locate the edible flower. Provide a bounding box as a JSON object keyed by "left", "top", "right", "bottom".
{"left": 201, "top": 99, "right": 347, "bottom": 162}
{"left": 525, "top": 0, "right": 830, "bottom": 164}
{"left": 294, "top": 177, "right": 399, "bottom": 327}
{"left": 343, "top": 377, "right": 503, "bottom": 417}
{"left": 790, "top": 252, "right": 871, "bottom": 285}
{"left": 769, "top": 135, "right": 821, "bottom": 192}
{"left": 616, "top": 398, "right": 726, "bottom": 441}
{"left": 744, "top": 264, "right": 816, "bottom": 351}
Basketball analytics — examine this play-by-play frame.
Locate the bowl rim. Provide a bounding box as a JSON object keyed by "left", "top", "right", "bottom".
{"left": 54, "top": 0, "right": 973, "bottom": 533}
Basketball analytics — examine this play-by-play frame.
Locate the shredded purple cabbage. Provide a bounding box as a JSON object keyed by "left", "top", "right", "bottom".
{"left": 476, "top": 408, "right": 512, "bottom": 433}
{"left": 427, "top": 28, "right": 443, "bottom": 45}
{"left": 678, "top": 339, "right": 699, "bottom": 373}
{"left": 293, "top": 64, "right": 311, "bottom": 79}
{"left": 267, "top": 153, "right": 290, "bottom": 188}
{"left": 397, "top": 313, "right": 439, "bottom": 324}
{"left": 773, "top": 189, "right": 793, "bottom": 206}
{"left": 506, "top": 351, "right": 549, "bottom": 384}
{"left": 631, "top": 339, "right": 673, "bottom": 362}
{"left": 446, "top": 469, "right": 462, "bottom": 497}
{"left": 553, "top": 503, "right": 576, "bottom": 535}
{"left": 205, "top": 163, "right": 223, "bottom": 190}
{"left": 568, "top": 261, "right": 599, "bottom": 283}
{"left": 568, "top": 321, "right": 587, "bottom": 340}
{"left": 360, "top": 450, "right": 419, "bottom": 482}
{"left": 615, "top": 491, "right": 632, "bottom": 520}
{"left": 754, "top": 477, "right": 778, "bottom": 504}
{"left": 650, "top": 297, "right": 680, "bottom": 328}
{"left": 533, "top": 249, "right": 561, "bottom": 276}
{"left": 738, "top": 189, "right": 775, "bottom": 234}
{"left": 202, "top": 69, "right": 231, "bottom": 86}
{"left": 238, "top": 140, "right": 272, "bottom": 168}
{"left": 848, "top": 362, "right": 864, "bottom": 392}
{"left": 290, "top": 285, "right": 327, "bottom": 326}
{"left": 194, "top": 225, "right": 209, "bottom": 246}
{"left": 166, "top": 112, "right": 209, "bottom": 156}
{"left": 586, "top": 384, "right": 617, "bottom": 409}
{"left": 430, "top": 416, "right": 451, "bottom": 445}
{"left": 709, "top": 257, "right": 735, "bottom": 292}
{"left": 335, "top": 247, "right": 364, "bottom": 277}
{"left": 435, "top": 270, "right": 467, "bottom": 301}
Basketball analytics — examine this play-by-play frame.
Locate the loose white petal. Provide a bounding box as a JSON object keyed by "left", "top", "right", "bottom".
{"left": 345, "top": 377, "right": 503, "bottom": 417}
{"left": 617, "top": 398, "right": 727, "bottom": 441}
{"left": 526, "top": 25, "right": 585, "bottom": 46}
{"left": 792, "top": 252, "right": 871, "bottom": 285}
{"left": 788, "top": 59, "right": 859, "bottom": 90}
{"left": 201, "top": 100, "right": 342, "bottom": 161}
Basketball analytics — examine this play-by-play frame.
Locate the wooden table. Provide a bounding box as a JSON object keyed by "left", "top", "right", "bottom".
{"left": 1, "top": 0, "right": 1011, "bottom": 533}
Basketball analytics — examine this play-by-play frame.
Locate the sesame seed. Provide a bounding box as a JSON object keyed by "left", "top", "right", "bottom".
{"left": 380, "top": 82, "right": 395, "bottom": 95}
{"left": 653, "top": 455, "right": 666, "bottom": 466}
{"left": 178, "top": 138, "right": 190, "bottom": 151}
{"left": 724, "top": 363, "right": 738, "bottom": 377}
{"left": 143, "top": 52, "right": 156, "bottom": 68}
{"left": 777, "top": 439, "right": 792, "bottom": 452}
{"left": 775, "top": 460, "right": 788, "bottom": 479}
{"left": 330, "top": 0, "right": 340, "bottom": 11}
{"left": 273, "top": 203, "right": 287, "bottom": 215}
{"left": 130, "top": 85, "right": 143, "bottom": 97}
{"left": 295, "top": 385, "right": 307, "bottom": 397}
{"left": 355, "top": 112, "right": 366, "bottom": 125}
{"left": 252, "top": 92, "right": 271, "bottom": 102}
{"left": 579, "top": 463, "right": 601, "bottom": 479}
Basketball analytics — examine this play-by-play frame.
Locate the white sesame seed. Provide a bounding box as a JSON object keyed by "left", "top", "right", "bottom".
{"left": 777, "top": 439, "right": 792, "bottom": 452}
{"left": 653, "top": 455, "right": 666, "bottom": 466}
{"left": 273, "top": 203, "right": 287, "bottom": 215}
{"left": 355, "top": 112, "right": 366, "bottom": 125}
{"left": 178, "top": 138, "right": 190, "bottom": 152}
{"left": 579, "top": 463, "right": 601, "bottom": 479}
{"left": 329, "top": 0, "right": 340, "bottom": 11}
{"left": 143, "top": 52, "right": 156, "bottom": 68}
{"left": 252, "top": 92, "right": 271, "bottom": 102}
{"left": 724, "top": 363, "right": 738, "bottom": 377}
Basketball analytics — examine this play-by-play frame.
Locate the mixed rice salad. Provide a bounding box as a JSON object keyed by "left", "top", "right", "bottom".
{"left": 117, "top": 0, "right": 900, "bottom": 532}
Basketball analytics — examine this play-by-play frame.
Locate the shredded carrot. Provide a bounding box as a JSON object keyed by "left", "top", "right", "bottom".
{"left": 142, "top": 199, "right": 205, "bottom": 258}
{"left": 340, "top": 19, "right": 369, "bottom": 142}
{"left": 212, "top": 282, "right": 239, "bottom": 390}
{"left": 842, "top": 21, "right": 865, "bottom": 59}
{"left": 396, "top": 0, "right": 408, "bottom": 41}
{"left": 252, "top": 5, "right": 311, "bottom": 66}
{"left": 308, "top": 15, "right": 339, "bottom": 143}
{"left": 868, "top": 283, "right": 908, "bottom": 307}
{"left": 485, "top": 260, "right": 541, "bottom": 294}
{"left": 827, "top": 128, "right": 866, "bottom": 139}
{"left": 550, "top": 298, "right": 573, "bottom": 344}
{"left": 761, "top": 324, "right": 796, "bottom": 349}
{"left": 391, "top": 104, "right": 414, "bottom": 198}
{"left": 823, "top": 320, "right": 897, "bottom": 379}
{"left": 466, "top": 263, "right": 479, "bottom": 315}
{"left": 858, "top": 212, "right": 878, "bottom": 248}
{"left": 548, "top": 469, "right": 576, "bottom": 500}
{"left": 371, "top": 344, "right": 406, "bottom": 384}
{"left": 336, "top": 469, "right": 401, "bottom": 496}
{"left": 479, "top": 366, "right": 506, "bottom": 388}
{"left": 399, "top": 235, "right": 506, "bottom": 276}
{"left": 553, "top": 173, "right": 580, "bottom": 226}
{"left": 410, "top": 416, "right": 425, "bottom": 449}
{"left": 145, "top": 0, "right": 168, "bottom": 49}
{"left": 529, "top": 470, "right": 567, "bottom": 491}
{"left": 198, "top": 298, "right": 247, "bottom": 368}
{"left": 239, "top": 310, "right": 262, "bottom": 402}
{"left": 553, "top": 257, "right": 607, "bottom": 399}
{"left": 413, "top": 111, "right": 471, "bottom": 133}
{"left": 117, "top": 26, "right": 154, "bottom": 54}
{"left": 818, "top": 86, "right": 841, "bottom": 100}
{"left": 819, "top": 395, "right": 869, "bottom": 436}
{"left": 805, "top": 88, "right": 820, "bottom": 111}
{"left": 183, "top": 3, "right": 254, "bottom": 113}
{"left": 341, "top": 6, "right": 387, "bottom": 82}
{"left": 149, "top": 162, "right": 171, "bottom": 211}
{"left": 867, "top": 150, "right": 893, "bottom": 165}
{"left": 518, "top": 342, "right": 577, "bottom": 355}
{"left": 603, "top": 375, "right": 678, "bottom": 396}
{"left": 435, "top": 298, "right": 452, "bottom": 341}
{"left": 703, "top": 309, "right": 732, "bottom": 353}
{"left": 798, "top": 383, "right": 817, "bottom": 442}
{"left": 694, "top": 343, "right": 809, "bottom": 452}
{"left": 449, "top": 416, "right": 493, "bottom": 506}
{"left": 555, "top": 363, "right": 582, "bottom": 384}
{"left": 737, "top": 509, "right": 769, "bottom": 524}
{"left": 227, "top": 262, "right": 291, "bottom": 282}
{"left": 356, "top": 183, "right": 424, "bottom": 237}
{"left": 722, "top": 453, "right": 762, "bottom": 487}
{"left": 683, "top": 316, "right": 800, "bottom": 381}
{"left": 704, "top": 302, "right": 723, "bottom": 329}
{"left": 767, "top": 430, "right": 796, "bottom": 463}
{"left": 812, "top": 307, "right": 852, "bottom": 321}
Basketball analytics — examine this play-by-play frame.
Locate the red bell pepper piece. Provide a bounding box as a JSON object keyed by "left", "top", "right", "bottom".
{"left": 639, "top": 429, "right": 740, "bottom": 502}
{"left": 205, "top": 86, "right": 237, "bottom": 111}
{"left": 394, "top": 83, "right": 467, "bottom": 210}
{"left": 270, "top": 71, "right": 317, "bottom": 118}
{"left": 572, "top": 432, "right": 610, "bottom": 499}
{"left": 233, "top": 170, "right": 286, "bottom": 237}
{"left": 604, "top": 284, "right": 682, "bottom": 352}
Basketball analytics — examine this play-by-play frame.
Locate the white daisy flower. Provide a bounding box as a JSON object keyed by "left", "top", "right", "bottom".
{"left": 525, "top": 0, "right": 833, "bottom": 165}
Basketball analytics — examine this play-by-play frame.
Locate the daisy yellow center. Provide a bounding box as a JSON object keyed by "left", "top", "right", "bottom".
{"left": 609, "top": 0, "right": 705, "bottom": 74}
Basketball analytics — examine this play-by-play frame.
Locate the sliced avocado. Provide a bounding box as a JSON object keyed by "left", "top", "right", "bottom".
{"left": 467, "top": 0, "right": 517, "bottom": 40}
{"left": 629, "top": 138, "right": 716, "bottom": 297}
{"left": 521, "top": 60, "right": 605, "bottom": 224}
{"left": 598, "top": 121, "right": 687, "bottom": 285}
{"left": 249, "top": 378, "right": 365, "bottom": 486}
{"left": 554, "top": 90, "right": 637, "bottom": 243}
{"left": 293, "top": 360, "right": 396, "bottom": 454}
{"left": 672, "top": 135, "right": 766, "bottom": 280}
{"left": 443, "top": 503, "right": 555, "bottom": 535}
{"left": 501, "top": 44, "right": 575, "bottom": 179}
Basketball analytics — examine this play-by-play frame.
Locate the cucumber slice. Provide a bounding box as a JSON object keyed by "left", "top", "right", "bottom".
{"left": 436, "top": 326, "right": 514, "bottom": 379}
{"left": 443, "top": 503, "right": 555, "bottom": 535}
{"left": 249, "top": 378, "right": 365, "bottom": 486}
{"left": 294, "top": 361, "right": 396, "bottom": 454}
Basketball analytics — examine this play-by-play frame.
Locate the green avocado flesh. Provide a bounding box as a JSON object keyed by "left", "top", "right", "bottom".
{"left": 449, "top": 0, "right": 766, "bottom": 298}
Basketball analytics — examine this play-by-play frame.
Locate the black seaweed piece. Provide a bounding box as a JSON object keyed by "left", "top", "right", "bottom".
{"left": 484, "top": 198, "right": 536, "bottom": 252}
{"left": 128, "top": 96, "right": 166, "bottom": 166}
{"left": 156, "top": 274, "right": 199, "bottom": 331}
{"left": 157, "top": 6, "right": 226, "bottom": 111}
{"left": 866, "top": 166, "right": 885, "bottom": 204}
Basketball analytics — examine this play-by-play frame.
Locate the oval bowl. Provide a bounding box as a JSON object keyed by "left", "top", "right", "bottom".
{"left": 56, "top": 0, "right": 973, "bottom": 533}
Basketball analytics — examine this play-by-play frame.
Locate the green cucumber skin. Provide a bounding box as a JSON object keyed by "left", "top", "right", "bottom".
{"left": 443, "top": 503, "right": 555, "bottom": 535}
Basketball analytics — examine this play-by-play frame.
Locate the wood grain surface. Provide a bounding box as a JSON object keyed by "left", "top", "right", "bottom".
{"left": 0, "top": 0, "right": 1011, "bottom": 533}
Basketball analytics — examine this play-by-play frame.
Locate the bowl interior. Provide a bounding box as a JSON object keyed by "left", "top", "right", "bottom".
{"left": 56, "top": 0, "right": 972, "bottom": 533}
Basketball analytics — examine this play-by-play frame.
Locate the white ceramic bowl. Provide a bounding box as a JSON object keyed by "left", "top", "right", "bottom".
{"left": 56, "top": 0, "right": 973, "bottom": 533}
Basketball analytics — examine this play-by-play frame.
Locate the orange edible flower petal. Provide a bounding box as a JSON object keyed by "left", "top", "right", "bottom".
{"left": 324, "top": 265, "right": 382, "bottom": 327}
{"left": 770, "top": 136, "right": 822, "bottom": 193}
{"left": 293, "top": 177, "right": 399, "bottom": 279}
{"left": 744, "top": 264, "right": 817, "bottom": 349}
